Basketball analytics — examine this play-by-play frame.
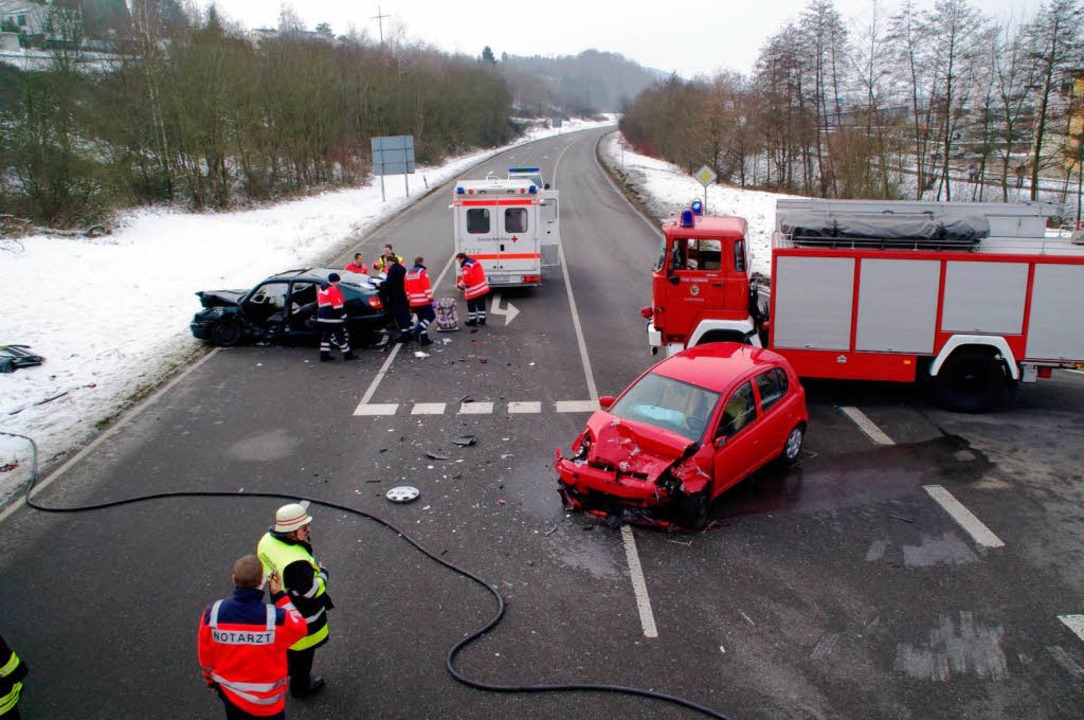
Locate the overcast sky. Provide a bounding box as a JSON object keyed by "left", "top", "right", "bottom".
{"left": 208, "top": 0, "right": 1041, "bottom": 78}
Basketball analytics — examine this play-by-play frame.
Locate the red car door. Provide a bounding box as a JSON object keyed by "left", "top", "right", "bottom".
{"left": 752, "top": 365, "right": 794, "bottom": 465}
{"left": 708, "top": 380, "right": 762, "bottom": 497}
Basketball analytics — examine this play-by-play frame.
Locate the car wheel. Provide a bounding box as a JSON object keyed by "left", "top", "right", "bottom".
{"left": 779, "top": 424, "right": 805, "bottom": 466}
{"left": 211, "top": 319, "right": 242, "bottom": 347}
{"left": 677, "top": 490, "right": 710, "bottom": 530}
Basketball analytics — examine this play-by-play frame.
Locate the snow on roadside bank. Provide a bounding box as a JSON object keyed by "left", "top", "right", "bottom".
{"left": 0, "top": 118, "right": 615, "bottom": 505}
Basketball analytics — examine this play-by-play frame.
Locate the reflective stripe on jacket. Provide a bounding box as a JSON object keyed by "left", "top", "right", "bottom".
{"left": 257, "top": 533, "right": 331, "bottom": 651}
{"left": 316, "top": 284, "right": 346, "bottom": 323}
{"left": 404, "top": 265, "right": 434, "bottom": 307}
{"left": 372, "top": 254, "right": 404, "bottom": 273}
{"left": 0, "top": 636, "right": 26, "bottom": 717}
{"left": 197, "top": 588, "right": 306, "bottom": 717}
{"left": 460, "top": 258, "right": 490, "bottom": 300}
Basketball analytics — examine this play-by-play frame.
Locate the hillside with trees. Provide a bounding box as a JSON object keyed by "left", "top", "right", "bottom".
{"left": 620, "top": 0, "right": 1081, "bottom": 209}
{"left": 2, "top": 2, "right": 606, "bottom": 226}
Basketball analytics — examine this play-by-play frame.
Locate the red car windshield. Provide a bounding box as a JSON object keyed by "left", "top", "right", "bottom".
{"left": 609, "top": 372, "right": 721, "bottom": 442}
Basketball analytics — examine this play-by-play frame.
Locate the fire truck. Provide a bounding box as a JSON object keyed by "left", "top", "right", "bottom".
{"left": 451, "top": 167, "right": 560, "bottom": 287}
{"left": 643, "top": 198, "right": 1084, "bottom": 411}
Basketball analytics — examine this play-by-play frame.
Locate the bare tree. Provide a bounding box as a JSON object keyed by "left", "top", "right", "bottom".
{"left": 1024, "top": 0, "right": 1084, "bottom": 200}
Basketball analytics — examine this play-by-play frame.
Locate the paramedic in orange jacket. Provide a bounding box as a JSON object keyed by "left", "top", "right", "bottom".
{"left": 455, "top": 252, "right": 490, "bottom": 327}
{"left": 198, "top": 555, "right": 307, "bottom": 719}
{"left": 405, "top": 256, "right": 435, "bottom": 345}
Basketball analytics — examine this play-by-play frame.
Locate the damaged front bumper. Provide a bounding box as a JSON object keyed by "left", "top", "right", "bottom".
{"left": 554, "top": 448, "right": 684, "bottom": 529}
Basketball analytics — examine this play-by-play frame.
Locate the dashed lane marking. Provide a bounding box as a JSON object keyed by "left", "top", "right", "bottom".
{"left": 621, "top": 525, "right": 659, "bottom": 639}
{"left": 353, "top": 400, "right": 598, "bottom": 416}
{"left": 508, "top": 401, "right": 542, "bottom": 414}
{"left": 354, "top": 403, "right": 399, "bottom": 416}
{"left": 459, "top": 401, "right": 494, "bottom": 415}
{"left": 411, "top": 403, "right": 446, "bottom": 415}
{"left": 555, "top": 400, "right": 599, "bottom": 413}
{"left": 840, "top": 406, "right": 895, "bottom": 445}
{"left": 1059, "top": 615, "right": 1084, "bottom": 643}
{"left": 923, "top": 485, "right": 1005, "bottom": 549}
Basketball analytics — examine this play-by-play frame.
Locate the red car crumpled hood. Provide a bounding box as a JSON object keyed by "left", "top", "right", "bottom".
{"left": 584, "top": 413, "right": 696, "bottom": 482}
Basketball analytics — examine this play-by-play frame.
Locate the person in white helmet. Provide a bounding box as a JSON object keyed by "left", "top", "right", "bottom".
{"left": 256, "top": 504, "right": 332, "bottom": 698}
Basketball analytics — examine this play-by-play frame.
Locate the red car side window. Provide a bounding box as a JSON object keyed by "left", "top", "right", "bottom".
{"left": 717, "top": 381, "right": 757, "bottom": 439}
{"left": 755, "top": 367, "right": 789, "bottom": 412}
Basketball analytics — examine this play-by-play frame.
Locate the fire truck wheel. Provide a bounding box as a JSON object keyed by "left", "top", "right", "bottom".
{"left": 934, "top": 348, "right": 1006, "bottom": 413}
{"left": 677, "top": 490, "right": 710, "bottom": 530}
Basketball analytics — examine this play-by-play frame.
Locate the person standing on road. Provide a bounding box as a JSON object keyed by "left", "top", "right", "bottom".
{"left": 455, "top": 252, "right": 490, "bottom": 327}
{"left": 257, "top": 504, "right": 333, "bottom": 699}
{"left": 0, "top": 634, "right": 28, "bottom": 720}
{"left": 371, "top": 244, "right": 405, "bottom": 275}
{"left": 198, "top": 555, "right": 307, "bottom": 720}
{"left": 405, "top": 256, "right": 435, "bottom": 346}
{"left": 343, "top": 253, "right": 368, "bottom": 275}
{"left": 316, "top": 272, "right": 357, "bottom": 362}
{"left": 381, "top": 252, "right": 412, "bottom": 340}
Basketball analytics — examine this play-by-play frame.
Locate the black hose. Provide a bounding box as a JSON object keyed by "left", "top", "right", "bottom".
{"left": 2, "top": 430, "right": 732, "bottom": 719}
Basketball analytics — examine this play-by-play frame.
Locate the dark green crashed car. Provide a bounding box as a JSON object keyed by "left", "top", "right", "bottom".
{"left": 190, "top": 268, "right": 391, "bottom": 347}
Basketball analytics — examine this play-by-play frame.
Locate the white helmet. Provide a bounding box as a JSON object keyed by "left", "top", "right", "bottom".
{"left": 273, "top": 503, "right": 312, "bottom": 533}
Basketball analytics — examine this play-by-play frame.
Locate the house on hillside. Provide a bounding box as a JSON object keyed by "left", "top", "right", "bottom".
{"left": 0, "top": 0, "right": 49, "bottom": 37}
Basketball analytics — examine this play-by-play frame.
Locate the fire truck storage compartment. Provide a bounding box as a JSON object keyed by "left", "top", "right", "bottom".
{"left": 1027, "top": 264, "right": 1084, "bottom": 360}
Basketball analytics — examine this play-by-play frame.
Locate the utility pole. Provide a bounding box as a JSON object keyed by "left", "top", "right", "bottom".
{"left": 372, "top": 6, "right": 388, "bottom": 44}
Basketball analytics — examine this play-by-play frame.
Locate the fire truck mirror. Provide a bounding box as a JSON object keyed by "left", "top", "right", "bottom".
{"left": 667, "top": 274, "right": 680, "bottom": 286}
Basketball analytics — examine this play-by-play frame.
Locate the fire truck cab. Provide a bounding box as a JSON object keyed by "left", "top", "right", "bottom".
{"left": 451, "top": 168, "right": 560, "bottom": 287}
{"left": 645, "top": 198, "right": 1084, "bottom": 411}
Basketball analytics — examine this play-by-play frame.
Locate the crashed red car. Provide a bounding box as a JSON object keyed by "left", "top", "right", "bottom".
{"left": 555, "top": 342, "right": 808, "bottom": 529}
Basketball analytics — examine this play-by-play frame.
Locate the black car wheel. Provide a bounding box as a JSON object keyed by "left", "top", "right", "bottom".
{"left": 779, "top": 424, "right": 805, "bottom": 466}
{"left": 677, "top": 490, "right": 710, "bottom": 530}
{"left": 211, "top": 319, "right": 242, "bottom": 347}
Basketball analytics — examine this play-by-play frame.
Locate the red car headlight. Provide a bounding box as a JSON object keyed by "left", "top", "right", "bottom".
{"left": 572, "top": 430, "right": 594, "bottom": 460}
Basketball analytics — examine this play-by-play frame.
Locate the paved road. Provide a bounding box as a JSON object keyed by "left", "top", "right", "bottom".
{"left": 3, "top": 128, "right": 1084, "bottom": 719}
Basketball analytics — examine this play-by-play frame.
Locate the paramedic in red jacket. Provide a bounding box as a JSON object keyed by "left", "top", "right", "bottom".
{"left": 316, "top": 272, "right": 357, "bottom": 362}
{"left": 198, "top": 555, "right": 307, "bottom": 719}
{"left": 455, "top": 252, "right": 490, "bottom": 327}
{"left": 405, "top": 256, "right": 435, "bottom": 346}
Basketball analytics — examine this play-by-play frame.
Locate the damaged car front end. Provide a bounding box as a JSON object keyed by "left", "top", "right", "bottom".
{"left": 555, "top": 411, "right": 714, "bottom": 530}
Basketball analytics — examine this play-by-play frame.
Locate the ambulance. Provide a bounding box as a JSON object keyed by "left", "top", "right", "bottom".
{"left": 451, "top": 167, "right": 560, "bottom": 287}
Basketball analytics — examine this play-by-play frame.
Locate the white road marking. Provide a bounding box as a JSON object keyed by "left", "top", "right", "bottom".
{"left": 507, "top": 401, "right": 541, "bottom": 414}
{"left": 557, "top": 237, "right": 599, "bottom": 402}
{"left": 489, "top": 293, "right": 520, "bottom": 325}
{"left": 459, "top": 402, "right": 494, "bottom": 415}
{"left": 621, "top": 525, "right": 659, "bottom": 639}
{"left": 1059, "top": 615, "right": 1084, "bottom": 643}
{"left": 923, "top": 485, "right": 1005, "bottom": 548}
{"left": 555, "top": 400, "right": 598, "bottom": 413}
{"left": 1066, "top": 369, "right": 1084, "bottom": 376}
{"left": 840, "top": 406, "right": 895, "bottom": 445}
{"left": 354, "top": 342, "right": 404, "bottom": 412}
{"left": 411, "top": 403, "right": 446, "bottom": 415}
{"left": 354, "top": 403, "right": 399, "bottom": 416}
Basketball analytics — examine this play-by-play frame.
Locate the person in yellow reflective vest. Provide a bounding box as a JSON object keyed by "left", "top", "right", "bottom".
{"left": 256, "top": 504, "right": 332, "bottom": 698}
{"left": 0, "top": 634, "right": 27, "bottom": 719}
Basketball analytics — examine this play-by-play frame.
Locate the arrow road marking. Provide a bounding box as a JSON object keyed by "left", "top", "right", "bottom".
{"left": 490, "top": 293, "right": 520, "bottom": 325}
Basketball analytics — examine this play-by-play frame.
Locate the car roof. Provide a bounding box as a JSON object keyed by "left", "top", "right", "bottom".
{"left": 650, "top": 343, "right": 786, "bottom": 393}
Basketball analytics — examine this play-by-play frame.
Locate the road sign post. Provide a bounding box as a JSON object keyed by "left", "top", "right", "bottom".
{"left": 694, "top": 165, "right": 717, "bottom": 213}
{"left": 371, "top": 135, "right": 416, "bottom": 202}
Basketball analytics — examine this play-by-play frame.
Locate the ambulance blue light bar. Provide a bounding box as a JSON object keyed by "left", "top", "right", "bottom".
{"left": 509, "top": 166, "right": 540, "bottom": 173}
{"left": 690, "top": 199, "right": 703, "bottom": 215}
{"left": 681, "top": 209, "right": 695, "bottom": 227}
{"left": 456, "top": 186, "right": 465, "bottom": 194}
